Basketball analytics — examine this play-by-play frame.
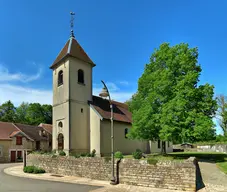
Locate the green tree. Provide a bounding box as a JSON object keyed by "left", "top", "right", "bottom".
{"left": 216, "top": 95, "right": 227, "bottom": 135}
{"left": 129, "top": 43, "right": 217, "bottom": 153}
{"left": 0, "top": 100, "right": 16, "bottom": 122}
{"left": 15, "top": 102, "right": 30, "bottom": 124}
{"left": 42, "top": 104, "right": 52, "bottom": 124}
{"left": 25, "top": 103, "right": 45, "bottom": 125}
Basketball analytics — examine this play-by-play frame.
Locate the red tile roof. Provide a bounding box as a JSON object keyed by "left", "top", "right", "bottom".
{"left": 50, "top": 37, "right": 95, "bottom": 69}
{"left": 90, "top": 96, "right": 132, "bottom": 124}
{"left": 0, "top": 122, "right": 18, "bottom": 140}
{"left": 9, "top": 130, "right": 20, "bottom": 137}
{"left": 39, "top": 123, "right": 52, "bottom": 135}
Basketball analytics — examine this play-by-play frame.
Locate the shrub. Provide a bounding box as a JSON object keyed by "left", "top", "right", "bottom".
{"left": 59, "top": 151, "right": 66, "bottom": 156}
{"left": 91, "top": 149, "right": 96, "bottom": 157}
{"left": 114, "top": 151, "right": 123, "bottom": 159}
{"left": 73, "top": 154, "right": 81, "bottom": 158}
{"left": 147, "top": 158, "right": 158, "bottom": 165}
{"left": 132, "top": 149, "right": 143, "bottom": 159}
{"left": 81, "top": 152, "right": 91, "bottom": 157}
{"left": 23, "top": 166, "right": 45, "bottom": 174}
{"left": 52, "top": 149, "right": 57, "bottom": 154}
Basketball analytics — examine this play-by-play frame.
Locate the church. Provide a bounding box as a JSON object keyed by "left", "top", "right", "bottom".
{"left": 50, "top": 18, "right": 173, "bottom": 156}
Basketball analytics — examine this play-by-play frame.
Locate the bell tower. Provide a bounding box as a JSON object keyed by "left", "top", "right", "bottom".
{"left": 50, "top": 12, "right": 95, "bottom": 154}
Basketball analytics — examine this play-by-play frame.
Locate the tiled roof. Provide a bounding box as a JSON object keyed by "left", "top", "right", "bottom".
{"left": 39, "top": 123, "right": 52, "bottom": 135}
{"left": 0, "top": 121, "right": 18, "bottom": 140}
{"left": 50, "top": 37, "right": 95, "bottom": 69}
{"left": 90, "top": 96, "right": 132, "bottom": 124}
{"left": 14, "top": 123, "right": 48, "bottom": 141}
{"left": 9, "top": 130, "right": 20, "bottom": 138}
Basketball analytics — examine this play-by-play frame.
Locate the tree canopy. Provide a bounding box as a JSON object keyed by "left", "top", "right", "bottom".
{"left": 129, "top": 43, "right": 217, "bottom": 147}
{"left": 0, "top": 100, "right": 52, "bottom": 125}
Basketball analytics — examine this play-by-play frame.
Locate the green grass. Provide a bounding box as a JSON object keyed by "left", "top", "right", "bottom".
{"left": 217, "top": 162, "right": 227, "bottom": 174}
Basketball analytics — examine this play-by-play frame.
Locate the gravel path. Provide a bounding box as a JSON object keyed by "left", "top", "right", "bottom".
{"left": 198, "top": 161, "right": 227, "bottom": 192}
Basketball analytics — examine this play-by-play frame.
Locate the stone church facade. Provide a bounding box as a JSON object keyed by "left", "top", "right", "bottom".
{"left": 50, "top": 32, "right": 172, "bottom": 156}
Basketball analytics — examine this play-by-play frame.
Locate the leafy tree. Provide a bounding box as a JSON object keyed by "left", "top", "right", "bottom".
{"left": 0, "top": 100, "right": 16, "bottom": 122}
{"left": 216, "top": 95, "right": 227, "bottom": 135}
{"left": 42, "top": 104, "right": 52, "bottom": 124}
{"left": 15, "top": 102, "right": 30, "bottom": 124}
{"left": 25, "top": 103, "right": 46, "bottom": 125}
{"left": 129, "top": 43, "right": 217, "bottom": 153}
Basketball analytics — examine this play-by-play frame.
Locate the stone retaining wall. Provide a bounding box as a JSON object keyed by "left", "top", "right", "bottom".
{"left": 197, "top": 144, "right": 227, "bottom": 153}
{"left": 27, "top": 154, "right": 197, "bottom": 191}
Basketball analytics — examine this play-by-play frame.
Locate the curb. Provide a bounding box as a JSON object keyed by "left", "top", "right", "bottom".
{"left": 3, "top": 165, "right": 109, "bottom": 188}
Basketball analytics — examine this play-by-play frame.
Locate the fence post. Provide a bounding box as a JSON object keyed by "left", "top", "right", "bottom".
{"left": 23, "top": 150, "right": 26, "bottom": 168}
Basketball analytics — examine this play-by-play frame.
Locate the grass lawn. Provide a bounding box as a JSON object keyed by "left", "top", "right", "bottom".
{"left": 216, "top": 162, "right": 227, "bottom": 174}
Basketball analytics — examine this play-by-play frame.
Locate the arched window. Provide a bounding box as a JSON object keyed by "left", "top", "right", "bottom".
{"left": 58, "top": 122, "right": 63, "bottom": 128}
{"left": 58, "top": 70, "right": 63, "bottom": 86}
{"left": 125, "top": 128, "right": 129, "bottom": 139}
{"left": 78, "top": 69, "right": 84, "bottom": 84}
{"left": 58, "top": 133, "right": 64, "bottom": 150}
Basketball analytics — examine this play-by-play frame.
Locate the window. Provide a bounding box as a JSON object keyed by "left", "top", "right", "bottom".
{"left": 78, "top": 69, "right": 84, "bottom": 84}
{"left": 158, "top": 140, "right": 161, "bottom": 149}
{"left": 58, "top": 70, "right": 63, "bottom": 86}
{"left": 17, "top": 151, "right": 22, "bottom": 159}
{"left": 125, "top": 128, "right": 129, "bottom": 139}
{"left": 81, "top": 108, "right": 83, "bottom": 113}
{"left": 168, "top": 141, "right": 170, "bottom": 147}
{"left": 58, "top": 122, "right": 63, "bottom": 128}
{"left": 16, "top": 136, "right": 22, "bottom": 145}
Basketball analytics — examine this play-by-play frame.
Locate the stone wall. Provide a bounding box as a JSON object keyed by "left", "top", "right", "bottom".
{"left": 197, "top": 144, "right": 227, "bottom": 153}
{"left": 27, "top": 154, "right": 197, "bottom": 191}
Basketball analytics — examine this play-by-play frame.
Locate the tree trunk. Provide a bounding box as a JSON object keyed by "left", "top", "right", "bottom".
{"left": 161, "top": 141, "right": 166, "bottom": 154}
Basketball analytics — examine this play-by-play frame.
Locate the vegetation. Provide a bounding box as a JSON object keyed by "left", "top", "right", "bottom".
{"left": 114, "top": 151, "right": 124, "bottom": 159}
{"left": 132, "top": 149, "right": 143, "bottom": 159}
{"left": 147, "top": 158, "right": 158, "bottom": 165}
{"left": 216, "top": 95, "right": 227, "bottom": 135}
{"left": 128, "top": 43, "right": 217, "bottom": 153}
{"left": 217, "top": 162, "right": 227, "bottom": 174}
{"left": 0, "top": 100, "right": 52, "bottom": 125}
{"left": 59, "top": 151, "right": 66, "bottom": 156}
{"left": 23, "top": 166, "right": 45, "bottom": 174}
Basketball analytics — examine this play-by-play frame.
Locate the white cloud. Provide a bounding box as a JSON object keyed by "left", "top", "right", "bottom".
{"left": 0, "top": 64, "right": 42, "bottom": 83}
{"left": 0, "top": 84, "right": 52, "bottom": 106}
{"left": 119, "top": 81, "right": 129, "bottom": 86}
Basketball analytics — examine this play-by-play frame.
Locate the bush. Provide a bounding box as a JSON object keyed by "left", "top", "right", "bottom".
{"left": 91, "top": 149, "right": 96, "bottom": 157}
{"left": 59, "top": 151, "right": 66, "bottom": 156}
{"left": 114, "top": 151, "right": 123, "bottom": 159}
{"left": 132, "top": 149, "right": 143, "bottom": 159}
{"left": 147, "top": 158, "right": 158, "bottom": 165}
{"left": 23, "top": 166, "right": 45, "bottom": 174}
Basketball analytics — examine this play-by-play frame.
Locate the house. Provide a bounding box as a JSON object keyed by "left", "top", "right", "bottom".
{"left": 0, "top": 121, "right": 52, "bottom": 162}
{"left": 51, "top": 25, "right": 173, "bottom": 156}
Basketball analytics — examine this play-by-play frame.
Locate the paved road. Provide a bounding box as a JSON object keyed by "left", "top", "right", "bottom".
{"left": 0, "top": 163, "right": 101, "bottom": 192}
{"left": 198, "top": 161, "right": 227, "bottom": 192}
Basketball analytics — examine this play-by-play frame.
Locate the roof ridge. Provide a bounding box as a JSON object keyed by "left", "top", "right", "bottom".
{"left": 12, "top": 123, "right": 34, "bottom": 141}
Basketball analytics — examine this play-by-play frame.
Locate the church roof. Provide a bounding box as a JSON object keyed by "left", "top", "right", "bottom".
{"left": 90, "top": 96, "right": 132, "bottom": 124}
{"left": 50, "top": 37, "right": 95, "bottom": 69}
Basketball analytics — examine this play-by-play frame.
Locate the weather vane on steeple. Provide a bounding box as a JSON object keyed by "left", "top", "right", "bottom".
{"left": 70, "top": 11, "right": 75, "bottom": 38}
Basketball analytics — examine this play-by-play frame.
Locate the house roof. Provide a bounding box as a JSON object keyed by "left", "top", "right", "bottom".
{"left": 0, "top": 121, "right": 18, "bottom": 140}
{"left": 13, "top": 123, "right": 48, "bottom": 141}
{"left": 39, "top": 123, "right": 52, "bottom": 135}
{"left": 90, "top": 96, "right": 132, "bottom": 124}
{"left": 50, "top": 37, "right": 95, "bottom": 69}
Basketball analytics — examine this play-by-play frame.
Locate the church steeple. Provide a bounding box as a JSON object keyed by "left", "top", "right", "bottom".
{"left": 50, "top": 12, "right": 95, "bottom": 69}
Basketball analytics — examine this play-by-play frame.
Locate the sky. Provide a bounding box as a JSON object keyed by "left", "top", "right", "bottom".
{"left": 0, "top": 0, "right": 226, "bottom": 134}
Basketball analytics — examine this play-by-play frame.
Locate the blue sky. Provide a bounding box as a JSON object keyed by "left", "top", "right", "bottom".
{"left": 0, "top": 1, "right": 226, "bottom": 133}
